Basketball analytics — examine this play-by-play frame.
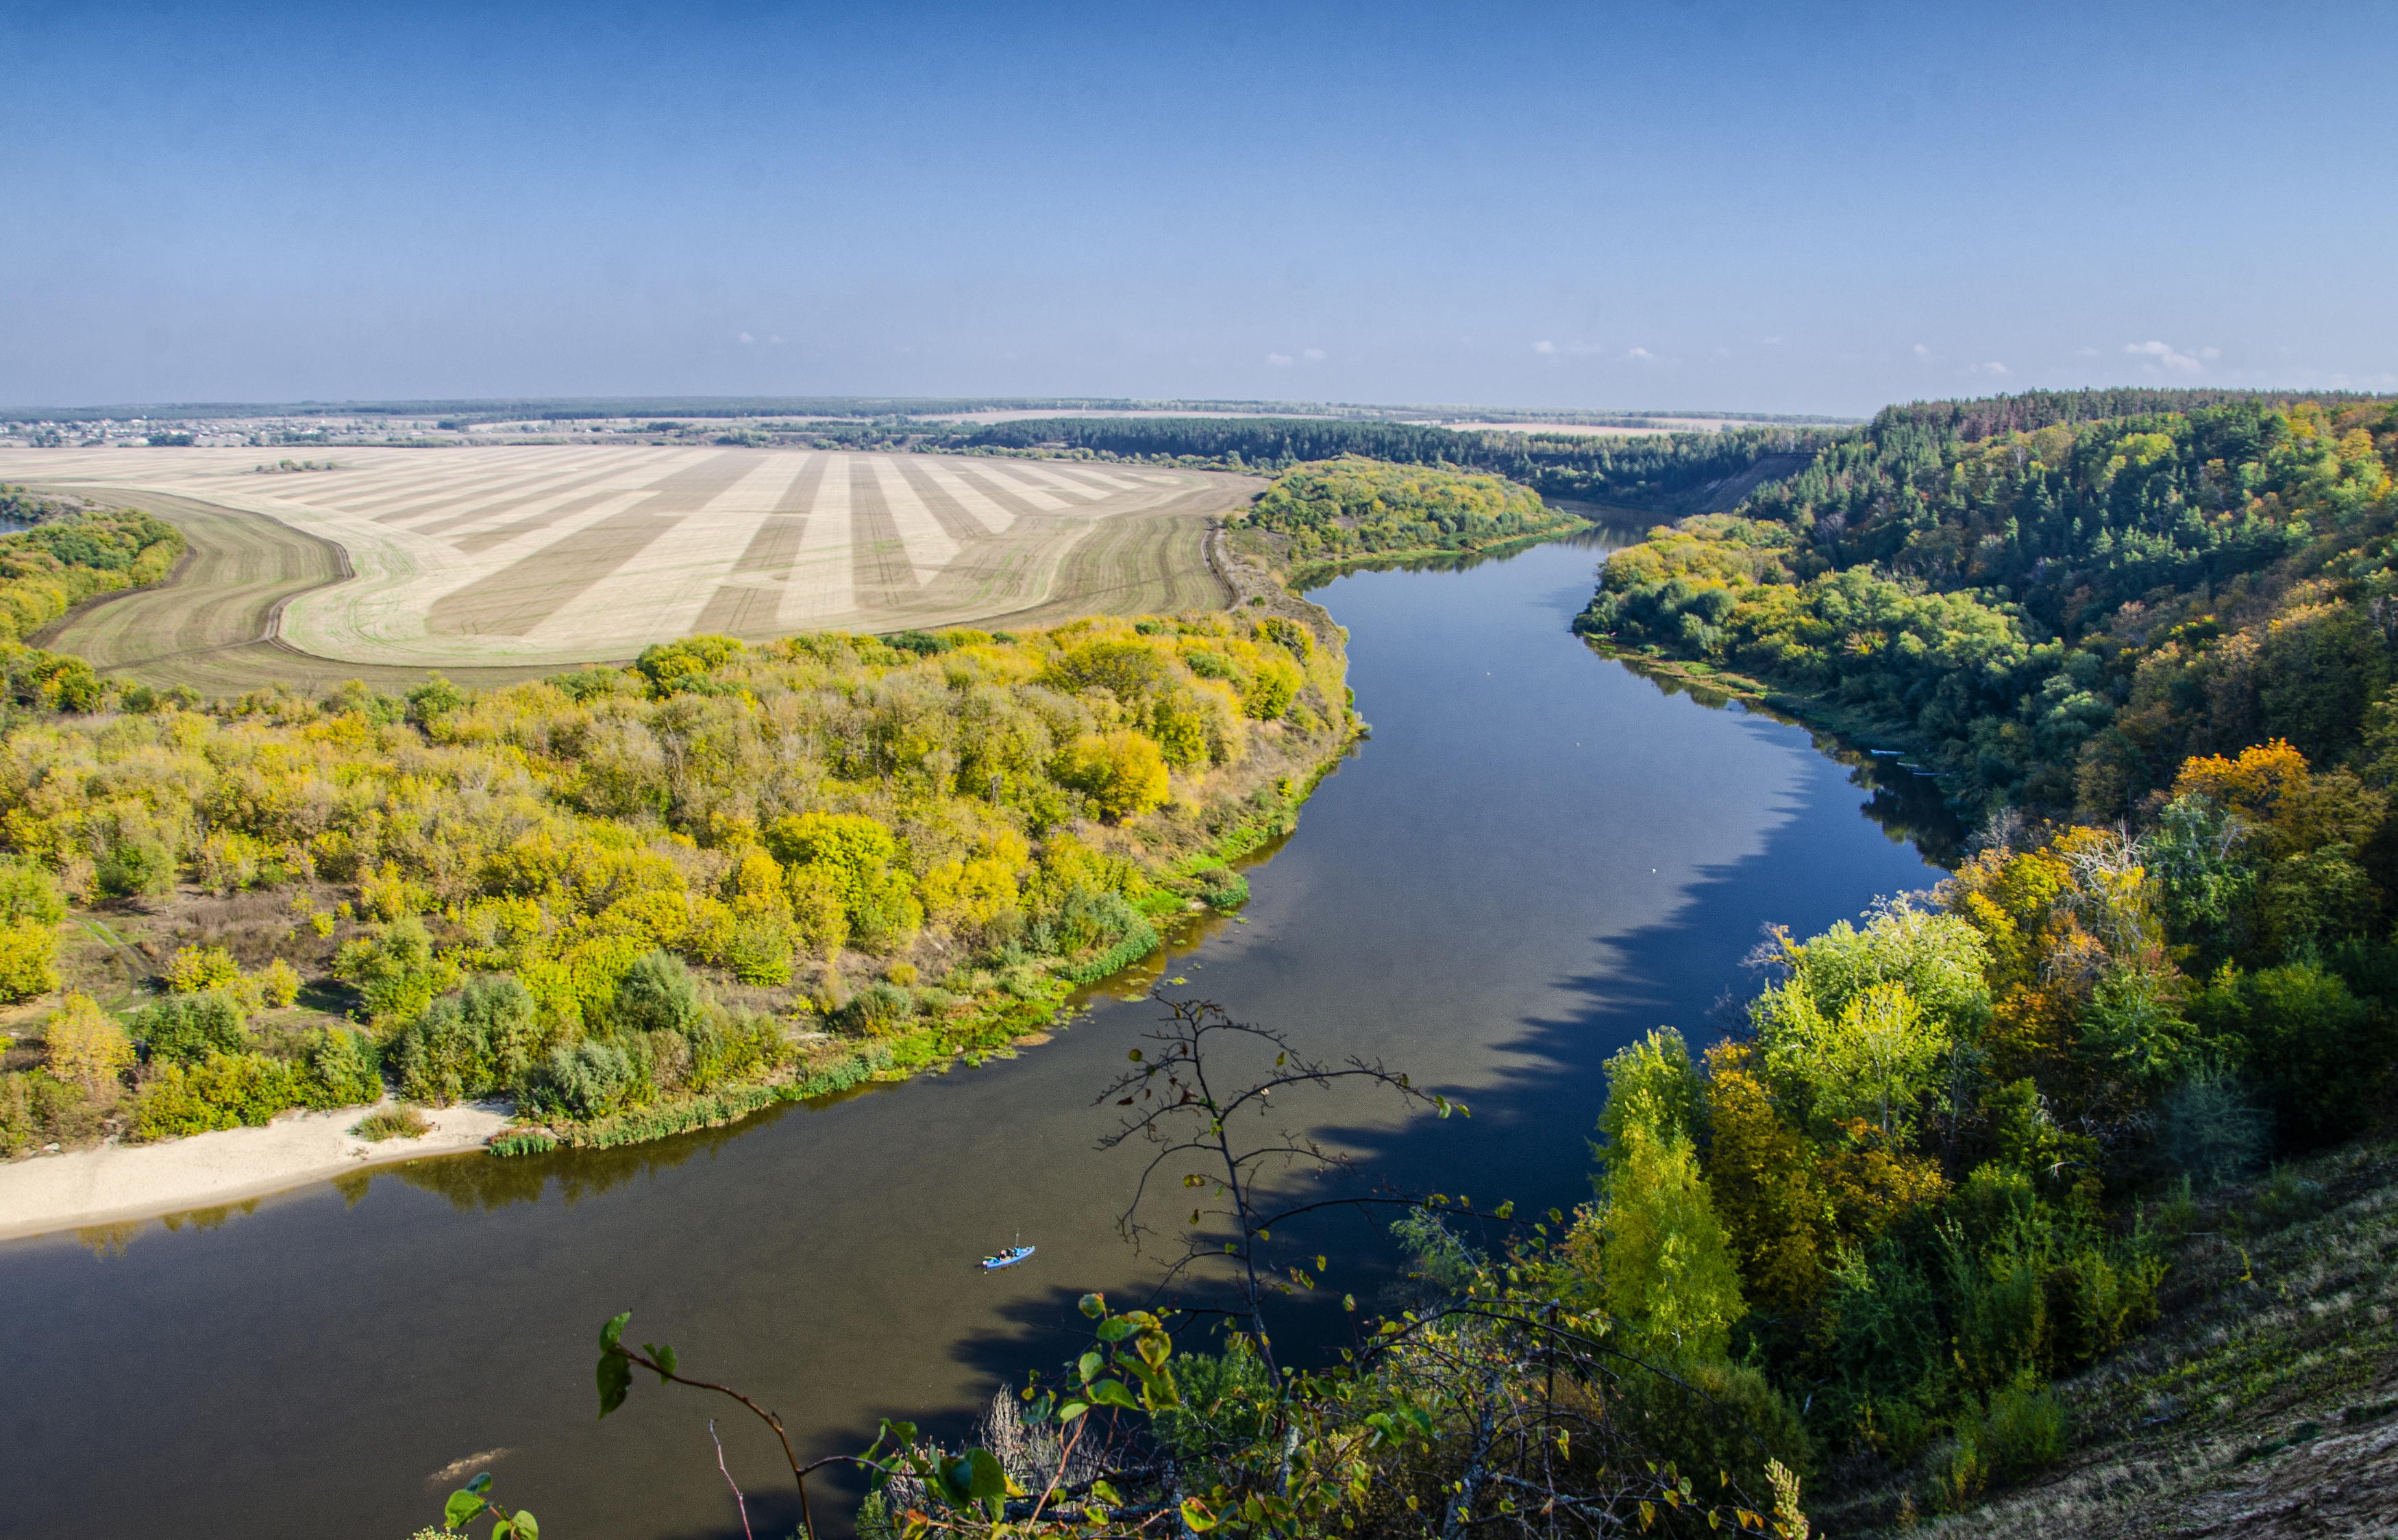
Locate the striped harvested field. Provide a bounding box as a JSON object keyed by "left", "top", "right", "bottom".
{"left": 3, "top": 447, "right": 1252, "bottom": 682}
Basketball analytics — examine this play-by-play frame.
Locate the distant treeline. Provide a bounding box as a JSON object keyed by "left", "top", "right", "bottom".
{"left": 1878, "top": 386, "right": 2398, "bottom": 442}
{"left": 955, "top": 415, "right": 1839, "bottom": 514}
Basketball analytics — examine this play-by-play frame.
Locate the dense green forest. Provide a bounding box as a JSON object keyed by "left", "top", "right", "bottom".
{"left": 1578, "top": 390, "right": 2398, "bottom": 815}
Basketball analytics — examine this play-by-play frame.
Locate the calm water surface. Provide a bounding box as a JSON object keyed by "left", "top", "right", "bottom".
{"left": 2, "top": 537, "right": 1940, "bottom": 1539}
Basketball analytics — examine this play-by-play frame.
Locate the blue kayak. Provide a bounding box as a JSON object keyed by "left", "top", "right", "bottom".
{"left": 978, "top": 1245, "right": 1035, "bottom": 1271}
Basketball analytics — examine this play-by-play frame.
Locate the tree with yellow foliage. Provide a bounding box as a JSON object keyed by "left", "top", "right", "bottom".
{"left": 1054, "top": 730, "right": 1171, "bottom": 821}
{"left": 44, "top": 993, "right": 132, "bottom": 1092}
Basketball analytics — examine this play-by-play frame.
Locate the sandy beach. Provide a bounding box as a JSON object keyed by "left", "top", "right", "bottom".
{"left": 0, "top": 1100, "right": 510, "bottom": 1243}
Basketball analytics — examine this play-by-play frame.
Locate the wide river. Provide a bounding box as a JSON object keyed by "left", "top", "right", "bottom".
{"left": 3, "top": 534, "right": 1945, "bottom": 1539}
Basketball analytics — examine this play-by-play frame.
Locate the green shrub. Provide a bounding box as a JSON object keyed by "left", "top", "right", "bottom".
{"left": 2246, "top": 1165, "right": 2328, "bottom": 1232}
{"left": 835, "top": 980, "right": 915, "bottom": 1035}
{"left": 1190, "top": 864, "right": 1250, "bottom": 909}
{"left": 1980, "top": 1374, "right": 2068, "bottom": 1476}
{"left": 687, "top": 1004, "right": 786, "bottom": 1089}
{"left": 613, "top": 949, "right": 702, "bottom": 1036}
{"left": 1612, "top": 1357, "right": 1814, "bottom": 1492}
{"left": 1154, "top": 1337, "right": 1274, "bottom": 1461}
{"left": 134, "top": 1051, "right": 304, "bottom": 1139}
{"left": 301, "top": 1027, "right": 384, "bottom": 1108}
{"left": 1, "top": 1067, "right": 105, "bottom": 1152}
{"left": 723, "top": 919, "right": 794, "bottom": 984}
{"left": 522, "top": 1039, "right": 638, "bottom": 1119}
{"left": 0, "top": 856, "right": 66, "bottom": 926}
{"left": 134, "top": 991, "right": 249, "bottom": 1065}
{"left": 0, "top": 919, "right": 58, "bottom": 1001}
{"left": 2192, "top": 962, "right": 2380, "bottom": 1146}
{"left": 351, "top": 1104, "right": 430, "bottom": 1141}
{"left": 334, "top": 915, "right": 461, "bottom": 1030}
{"left": 96, "top": 838, "right": 175, "bottom": 898}
{"left": 394, "top": 974, "right": 539, "bottom": 1104}
{"left": 1941, "top": 1184, "right": 2164, "bottom": 1388}
{"left": 2157, "top": 1067, "right": 2268, "bottom": 1187}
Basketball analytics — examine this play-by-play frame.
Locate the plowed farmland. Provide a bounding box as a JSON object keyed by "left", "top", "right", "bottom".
{"left": 2, "top": 447, "right": 1250, "bottom": 689}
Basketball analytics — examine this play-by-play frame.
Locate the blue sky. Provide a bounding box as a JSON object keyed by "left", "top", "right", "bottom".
{"left": 3, "top": 0, "right": 2393, "bottom": 415}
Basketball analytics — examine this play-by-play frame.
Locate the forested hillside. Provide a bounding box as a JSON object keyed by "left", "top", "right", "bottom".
{"left": 1578, "top": 390, "right": 2398, "bottom": 816}
{"left": 1545, "top": 388, "right": 2398, "bottom": 1528}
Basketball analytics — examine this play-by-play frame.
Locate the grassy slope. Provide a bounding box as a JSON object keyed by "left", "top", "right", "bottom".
{"left": 1819, "top": 1141, "right": 2398, "bottom": 1538}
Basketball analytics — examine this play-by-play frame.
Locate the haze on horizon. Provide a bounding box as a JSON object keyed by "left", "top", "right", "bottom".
{"left": 3, "top": 0, "right": 2392, "bottom": 418}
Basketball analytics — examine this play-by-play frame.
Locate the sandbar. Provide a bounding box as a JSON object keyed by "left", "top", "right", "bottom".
{"left": 0, "top": 1099, "right": 508, "bottom": 1243}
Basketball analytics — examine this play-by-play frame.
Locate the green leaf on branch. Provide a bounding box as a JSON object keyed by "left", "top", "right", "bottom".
{"left": 1094, "top": 1317, "right": 1135, "bottom": 1343}
{"left": 1078, "top": 1350, "right": 1104, "bottom": 1384}
{"left": 444, "top": 1490, "right": 488, "bottom": 1530}
{"left": 1078, "top": 1293, "right": 1107, "bottom": 1319}
{"left": 1181, "top": 1498, "right": 1220, "bottom": 1532}
{"left": 597, "top": 1350, "right": 632, "bottom": 1419}
{"left": 641, "top": 1341, "right": 678, "bottom": 1382}
{"left": 1088, "top": 1378, "right": 1141, "bottom": 1409}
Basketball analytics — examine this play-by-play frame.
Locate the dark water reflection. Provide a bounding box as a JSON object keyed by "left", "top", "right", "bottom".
{"left": 1, "top": 535, "right": 1942, "bottom": 1540}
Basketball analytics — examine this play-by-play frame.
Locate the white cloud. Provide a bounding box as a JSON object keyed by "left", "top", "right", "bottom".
{"left": 1967, "top": 360, "right": 2010, "bottom": 375}
{"left": 1534, "top": 340, "right": 1555, "bottom": 355}
{"left": 768, "top": 335, "right": 784, "bottom": 345}
{"left": 1912, "top": 343, "right": 1934, "bottom": 360}
{"left": 2126, "top": 340, "right": 2204, "bottom": 375}
{"left": 1266, "top": 352, "right": 1294, "bottom": 367}
{"left": 2075, "top": 347, "right": 2100, "bottom": 357}
{"left": 1760, "top": 336, "right": 1785, "bottom": 346}
{"left": 2201, "top": 347, "right": 2221, "bottom": 360}
{"left": 1302, "top": 347, "right": 1326, "bottom": 362}
{"left": 1627, "top": 346, "right": 1656, "bottom": 362}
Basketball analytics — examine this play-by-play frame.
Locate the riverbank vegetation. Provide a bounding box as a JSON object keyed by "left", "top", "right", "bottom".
{"left": 0, "top": 607, "right": 1355, "bottom": 1160}
{"left": 1230, "top": 456, "right": 1590, "bottom": 587}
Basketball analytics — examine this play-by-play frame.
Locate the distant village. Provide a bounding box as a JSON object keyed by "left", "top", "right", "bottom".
{"left": 0, "top": 414, "right": 837, "bottom": 453}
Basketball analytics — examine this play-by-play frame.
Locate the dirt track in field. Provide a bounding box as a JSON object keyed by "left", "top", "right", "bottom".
{"left": 14, "top": 451, "right": 1254, "bottom": 694}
